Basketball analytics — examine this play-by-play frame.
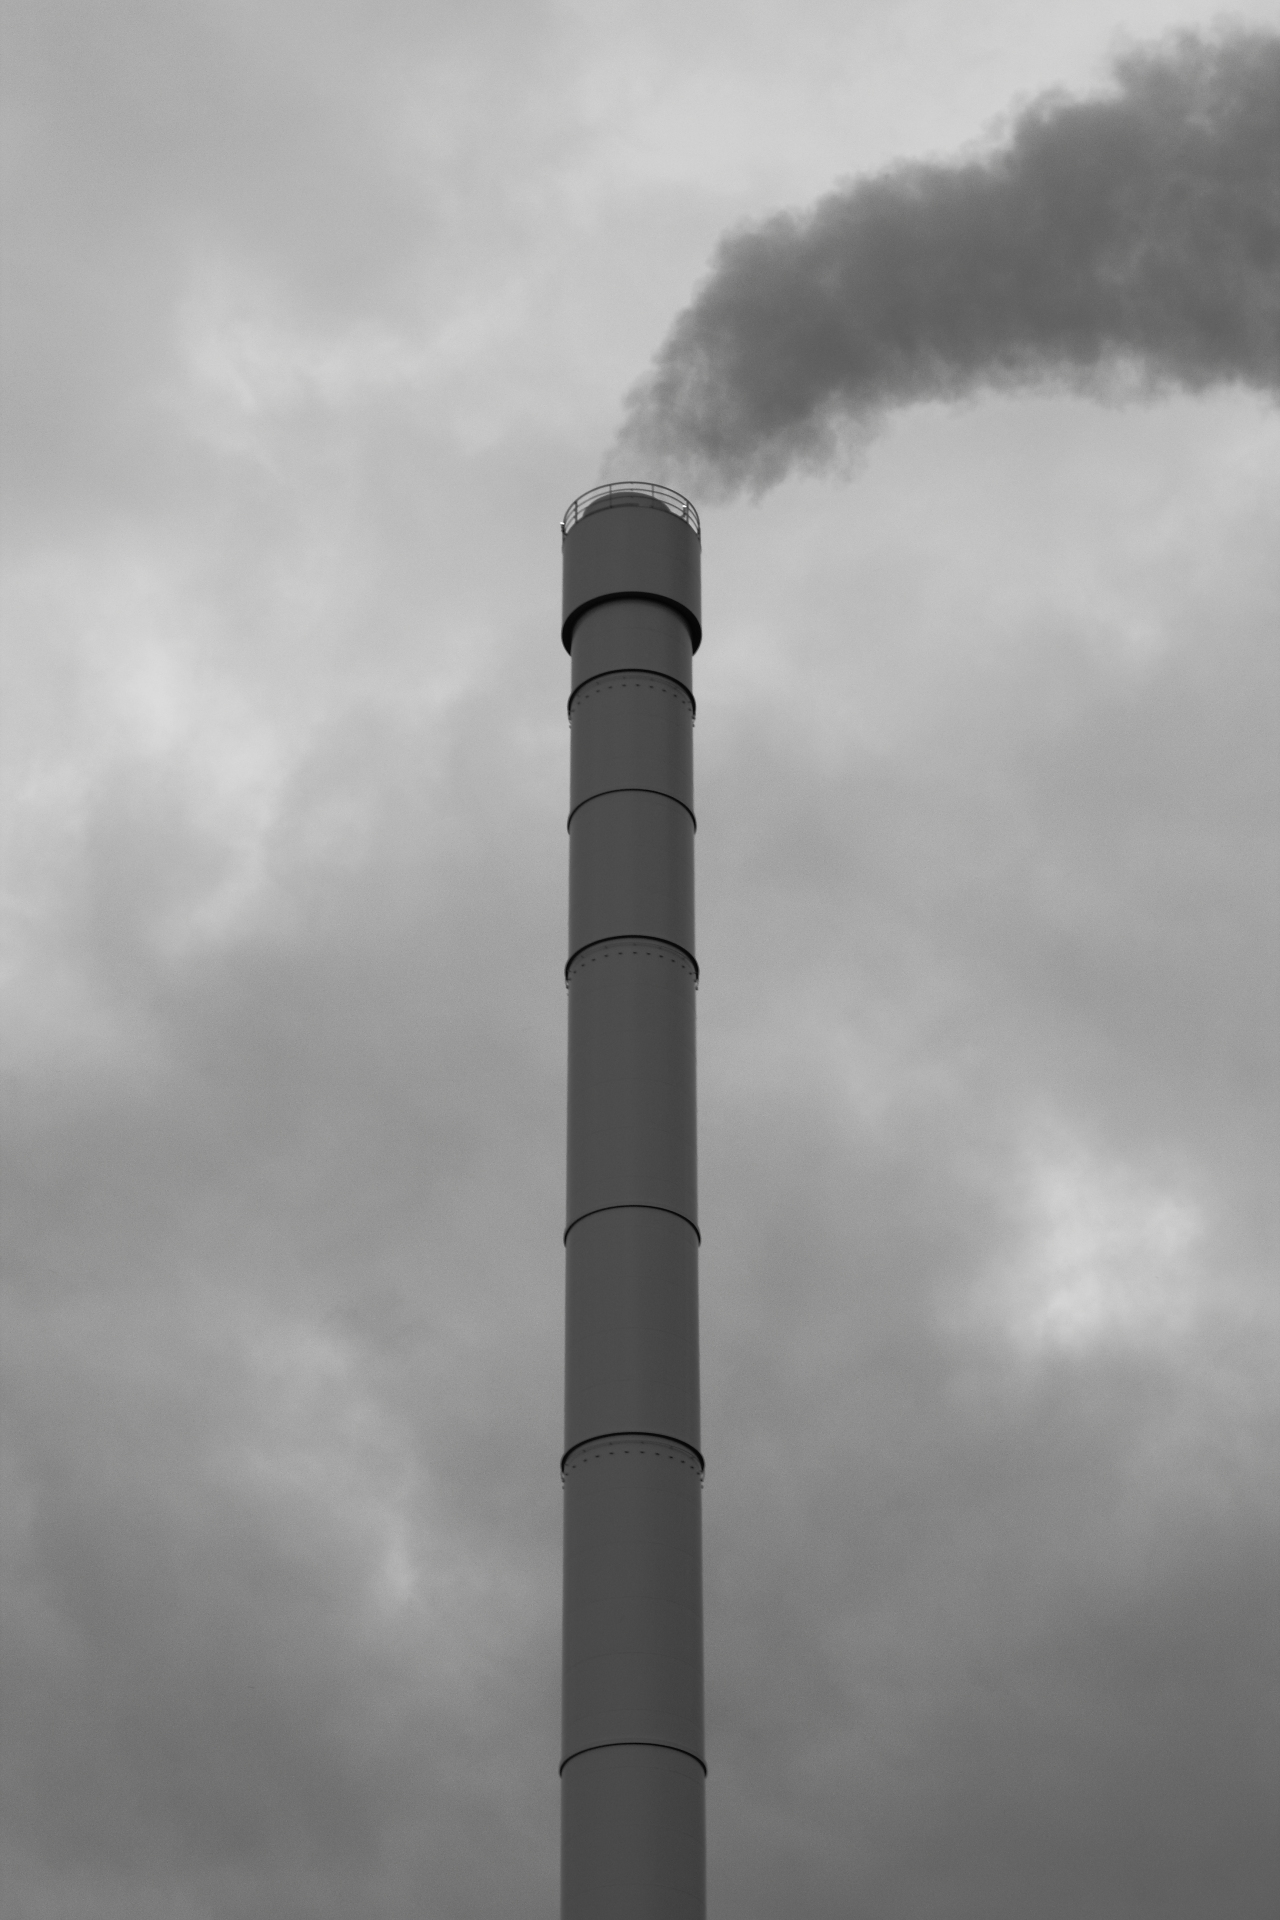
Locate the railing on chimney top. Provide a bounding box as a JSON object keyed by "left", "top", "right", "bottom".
{"left": 561, "top": 482, "right": 701, "bottom": 542}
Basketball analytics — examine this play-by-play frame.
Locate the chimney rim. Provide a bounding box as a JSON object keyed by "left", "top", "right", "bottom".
{"left": 562, "top": 482, "right": 700, "bottom": 545}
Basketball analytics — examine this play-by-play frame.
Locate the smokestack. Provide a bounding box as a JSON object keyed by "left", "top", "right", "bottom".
{"left": 559, "top": 484, "right": 706, "bottom": 1918}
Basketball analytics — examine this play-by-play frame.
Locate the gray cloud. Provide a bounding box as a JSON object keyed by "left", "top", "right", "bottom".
{"left": 4, "top": 411, "right": 1276, "bottom": 1915}
{"left": 1, "top": 677, "right": 567, "bottom": 1916}
{"left": 693, "top": 530, "right": 1279, "bottom": 1914}
{"left": 614, "top": 29, "right": 1280, "bottom": 491}
{"left": 3, "top": 5, "right": 1278, "bottom": 1916}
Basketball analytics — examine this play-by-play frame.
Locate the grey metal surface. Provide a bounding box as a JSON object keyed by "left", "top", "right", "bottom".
{"left": 569, "top": 671, "right": 694, "bottom": 824}
{"left": 562, "top": 499, "right": 701, "bottom": 650}
{"left": 564, "top": 1208, "right": 700, "bottom": 1456}
{"left": 569, "top": 791, "right": 695, "bottom": 965}
{"left": 566, "top": 940, "right": 698, "bottom": 1234}
{"left": 562, "top": 1436, "right": 704, "bottom": 1762}
{"left": 561, "top": 1746, "right": 706, "bottom": 1920}
{"left": 560, "top": 488, "right": 706, "bottom": 1917}
{"left": 569, "top": 599, "right": 695, "bottom": 697}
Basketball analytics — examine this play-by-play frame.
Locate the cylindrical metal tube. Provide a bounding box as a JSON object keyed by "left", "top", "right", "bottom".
{"left": 560, "top": 486, "right": 706, "bottom": 1919}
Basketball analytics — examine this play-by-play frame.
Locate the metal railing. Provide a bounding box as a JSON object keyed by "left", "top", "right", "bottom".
{"left": 561, "top": 482, "right": 700, "bottom": 542}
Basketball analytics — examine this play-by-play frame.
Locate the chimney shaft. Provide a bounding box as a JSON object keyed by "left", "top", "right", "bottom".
{"left": 559, "top": 485, "right": 706, "bottom": 1918}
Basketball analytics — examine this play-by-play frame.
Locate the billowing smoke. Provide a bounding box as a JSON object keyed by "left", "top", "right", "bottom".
{"left": 612, "top": 30, "right": 1280, "bottom": 494}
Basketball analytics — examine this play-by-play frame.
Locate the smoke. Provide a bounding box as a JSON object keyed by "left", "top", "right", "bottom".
{"left": 612, "top": 30, "right": 1280, "bottom": 495}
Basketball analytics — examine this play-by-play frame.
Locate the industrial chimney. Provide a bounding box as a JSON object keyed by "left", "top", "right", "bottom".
{"left": 559, "top": 484, "right": 705, "bottom": 1918}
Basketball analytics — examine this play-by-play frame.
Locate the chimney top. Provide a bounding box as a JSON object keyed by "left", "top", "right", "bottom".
{"left": 561, "top": 483, "right": 700, "bottom": 543}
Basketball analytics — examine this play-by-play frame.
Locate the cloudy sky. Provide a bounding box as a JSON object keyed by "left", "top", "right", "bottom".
{"left": 2, "top": 3, "right": 1278, "bottom": 1916}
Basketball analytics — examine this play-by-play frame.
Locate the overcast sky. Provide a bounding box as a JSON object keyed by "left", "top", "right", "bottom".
{"left": 2, "top": 4, "right": 1278, "bottom": 1917}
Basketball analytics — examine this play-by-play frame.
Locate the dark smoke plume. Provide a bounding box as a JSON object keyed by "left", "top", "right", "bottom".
{"left": 612, "top": 30, "right": 1280, "bottom": 494}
